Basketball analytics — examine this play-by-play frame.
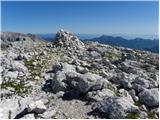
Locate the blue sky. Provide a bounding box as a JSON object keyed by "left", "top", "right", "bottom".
{"left": 1, "top": 1, "right": 158, "bottom": 35}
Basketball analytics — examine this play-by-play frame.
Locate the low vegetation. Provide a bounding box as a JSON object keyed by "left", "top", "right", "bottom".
{"left": 1, "top": 81, "right": 31, "bottom": 96}
{"left": 126, "top": 112, "right": 139, "bottom": 119}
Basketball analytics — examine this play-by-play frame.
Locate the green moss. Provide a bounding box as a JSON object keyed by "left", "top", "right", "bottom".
{"left": 148, "top": 60, "right": 159, "bottom": 69}
{"left": 24, "top": 59, "right": 34, "bottom": 71}
{"left": 24, "top": 59, "right": 34, "bottom": 66}
{"left": 24, "top": 58, "right": 42, "bottom": 79}
{"left": 134, "top": 101, "right": 141, "bottom": 106}
{"left": 1, "top": 81, "right": 31, "bottom": 96}
{"left": 24, "top": 52, "right": 54, "bottom": 80}
{"left": 126, "top": 112, "right": 139, "bottom": 119}
{"left": 102, "top": 52, "right": 122, "bottom": 61}
{"left": 115, "top": 91, "right": 122, "bottom": 97}
{"left": 147, "top": 111, "right": 157, "bottom": 119}
{"left": 140, "top": 64, "right": 150, "bottom": 71}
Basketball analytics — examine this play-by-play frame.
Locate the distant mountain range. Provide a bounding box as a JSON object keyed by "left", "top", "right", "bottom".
{"left": 36, "top": 33, "right": 159, "bottom": 53}
{"left": 36, "top": 33, "right": 158, "bottom": 40}
{"left": 84, "top": 35, "right": 159, "bottom": 53}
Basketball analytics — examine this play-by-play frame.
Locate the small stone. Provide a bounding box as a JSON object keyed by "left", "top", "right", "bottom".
{"left": 133, "top": 96, "right": 139, "bottom": 102}
{"left": 76, "top": 66, "right": 88, "bottom": 74}
{"left": 42, "top": 99, "right": 49, "bottom": 105}
{"left": 40, "top": 51, "right": 47, "bottom": 56}
{"left": 35, "top": 76, "right": 40, "bottom": 80}
{"left": 139, "top": 111, "right": 148, "bottom": 119}
{"left": 32, "top": 62, "right": 37, "bottom": 66}
{"left": 140, "top": 105, "right": 148, "bottom": 112}
{"left": 27, "top": 100, "right": 46, "bottom": 114}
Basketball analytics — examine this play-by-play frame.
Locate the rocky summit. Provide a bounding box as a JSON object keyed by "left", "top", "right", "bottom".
{"left": 0, "top": 29, "right": 159, "bottom": 119}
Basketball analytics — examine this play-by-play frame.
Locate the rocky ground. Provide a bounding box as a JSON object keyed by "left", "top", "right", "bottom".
{"left": 0, "top": 29, "right": 159, "bottom": 119}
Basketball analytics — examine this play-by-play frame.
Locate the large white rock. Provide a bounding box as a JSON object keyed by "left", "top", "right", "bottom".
{"left": 5, "top": 71, "right": 19, "bottom": 79}
{"left": 87, "top": 89, "right": 115, "bottom": 101}
{"left": 97, "top": 96, "right": 138, "bottom": 119}
{"left": 0, "top": 98, "right": 20, "bottom": 119}
{"left": 11, "top": 61, "right": 28, "bottom": 73}
{"left": 61, "top": 63, "right": 76, "bottom": 72}
{"left": 138, "top": 88, "right": 159, "bottom": 107}
{"left": 27, "top": 100, "right": 46, "bottom": 114}
{"left": 52, "top": 71, "right": 68, "bottom": 93}
{"left": 66, "top": 71, "right": 112, "bottom": 93}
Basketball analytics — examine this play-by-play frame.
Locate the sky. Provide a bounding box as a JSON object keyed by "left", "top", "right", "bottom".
{"left": 1, "top": 1, "right": 159, "bottom": 35}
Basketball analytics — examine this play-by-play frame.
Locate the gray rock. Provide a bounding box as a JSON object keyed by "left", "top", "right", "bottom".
{"left": 62, "top": 63, "right": 75, "bottom": 72}
{"left": 87, "top": 89, "right": 115, "bottom": 101}
{"left": 66, "top": 71, "right": 112, "bottom": 93}
{"left": 76, "top": 66, "right": 88, "bottom": 74}
{"left": 5, "top": 71, "right": 18, "bottom": 79}
{"left": 40, "top": 51, "right": 47, "bottom": 56}
{"left": 90, "top": 51, "right": 101, "bottom": 58}
{"left": 52, "top": 62, "right": 63, "bottom": 73}
{"left": 133, "top": 96, "right": 139, "bottom": 102}
{"left": 11, "top": 61, "right": 28, "bottom": 73}
{"left": 52, "top": 71, "right": 68, "bottom": 93}
{"left": 39, "top": 109, "right": 56, "bottom": 119}
{"left": 138, "top": 88, "right": 159, "bottom": 107}
{"left": 118, "top": 89, "right": 134, "bottom": 102}
{"left": 0, "top": 98, "right": 20, "bottom": 119}
{"left": 15, "top": 54, "right": 30, "bottom": 61}
{"left": 20, "top": 114, "right": 35, "bottom": 119}
{"left": 132, "top": 84, "right": 145, "bottom": 93}
{"left": 7, "top": 51, "right": 18, "bottom": 60}
{"left": 97, "top": 96, "right": 138, "bottom": 119}
{"left": 119, "top": 79, "right": 132, "bottom": 89}
{"left": 134, "top": 77, "right": 149, "bottom": 89}
{"left": 138, "top": 111, "right": 148, "bottom": 119}
{"left": 140, "top": 105, "right": 148, "bottom": 112}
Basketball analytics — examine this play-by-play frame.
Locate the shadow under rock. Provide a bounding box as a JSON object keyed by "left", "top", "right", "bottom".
{"left": 62, "top": 90, "right": 87, "bottom": 102}
{"left": 42, "top": 79, "right": 53, "bottom": 93}
{"left": 14, "top": 108, "right": 32, "bottom": 119}
{"left": 87, "top": 108, "right": 108, "bottom": 119}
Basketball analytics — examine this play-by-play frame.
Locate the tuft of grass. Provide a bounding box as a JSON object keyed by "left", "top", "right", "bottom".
{"left": 1, "top": 81, "right": 31, "bottom": 96}
{"left": 147, "top": 111, "right": 157, "bottom": 119}
{"left": 134, "top": 101, "right": 141, "bottom": 106}
{"left": 24, "top": 59, "right": 34, "bottom": 70}
{"left": 115, "top": 90, "right": 122, "bottom": 97}
{"left": 126, "top": 112, "right": 139, "bottom": 119}
{"left": 102, "top": 52, "right": 122, "bottom": 61}
{"left": 24, "top": 59, "right": 42, "bottom": 79}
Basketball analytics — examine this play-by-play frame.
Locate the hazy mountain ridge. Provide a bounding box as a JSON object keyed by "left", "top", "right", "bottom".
{"left": 85, "top": 35, "right": 159, "bottom": 53}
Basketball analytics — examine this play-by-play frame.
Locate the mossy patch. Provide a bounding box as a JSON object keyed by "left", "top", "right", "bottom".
{"left": 134, "top": 101, "right": 141, "bottom": 106}
{"left": 102, "top": 52, "right": 122, "bottom": 61}
{"left": 24, "top": 57, "right": 43, "bottom": 79}
{"left": 24, "top": 51, "right": 53, "bottom": 80}
{"left": 126, "top": 112, "right": 139, "bottom": 119}
{"left": 147, "top": 111, "right": 157, "bottom": 119}
{"left": 1, "top": 81, "right": 31, "bottom": 96}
